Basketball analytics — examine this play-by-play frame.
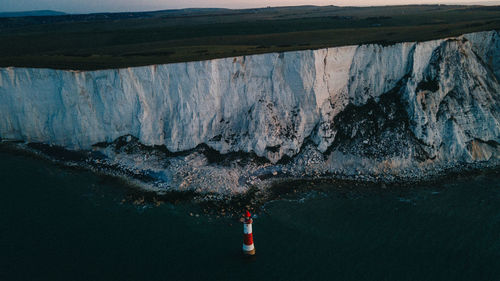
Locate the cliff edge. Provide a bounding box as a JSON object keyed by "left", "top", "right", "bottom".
{"left": 1, "top": 31, "right": 499, "bottom": 194}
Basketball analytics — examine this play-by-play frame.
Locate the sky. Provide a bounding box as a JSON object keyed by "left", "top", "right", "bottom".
{"left": 1, "top": 0, "right": 499, "bottom": 14}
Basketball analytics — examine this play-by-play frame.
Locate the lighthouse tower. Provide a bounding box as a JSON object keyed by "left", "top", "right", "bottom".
{"left": 242, "top": 210, "right": 256, "bottom": 255}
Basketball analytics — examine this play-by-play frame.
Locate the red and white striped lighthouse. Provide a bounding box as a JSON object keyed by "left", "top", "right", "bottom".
{"left": 242, "top": 210, "right": 256, "bottom": 255}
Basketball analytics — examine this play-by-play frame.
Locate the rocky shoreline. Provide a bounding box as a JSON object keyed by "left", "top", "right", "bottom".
{"left": 2, "top": 140, "right": 499, "bottom": 216}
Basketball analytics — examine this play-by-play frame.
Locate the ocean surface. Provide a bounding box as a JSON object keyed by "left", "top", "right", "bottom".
{"left": 1, "top": 149, "right": 500, "bottom": 281}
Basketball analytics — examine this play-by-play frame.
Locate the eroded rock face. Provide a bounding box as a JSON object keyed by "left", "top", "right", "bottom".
{"left": 1, "top": 31, "right": 499, "bottom": 194}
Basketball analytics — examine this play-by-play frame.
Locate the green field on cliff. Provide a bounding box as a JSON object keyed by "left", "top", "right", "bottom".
{"left": 1, "top": 5, "right": 500, "bottom": 70}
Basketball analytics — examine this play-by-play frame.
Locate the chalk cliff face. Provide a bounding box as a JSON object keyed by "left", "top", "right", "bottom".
{"left": 1, "top": 31, "right": 499, "bottom": 194}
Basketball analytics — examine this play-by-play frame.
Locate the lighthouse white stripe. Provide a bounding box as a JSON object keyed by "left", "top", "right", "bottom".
{"left": 242, "top": 243, "right": 255, "bottom": 251}
{"left": 243, "top": 223, "right": 252, "bottom": 234}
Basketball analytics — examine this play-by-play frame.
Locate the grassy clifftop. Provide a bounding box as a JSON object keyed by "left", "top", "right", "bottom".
{"left": 1, "top": 5, "right": 500, "bottom": 70}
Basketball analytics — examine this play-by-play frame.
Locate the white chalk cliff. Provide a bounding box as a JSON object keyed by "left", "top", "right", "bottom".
{"left": 1, "top": 31, "right": 499, "bottom": 193}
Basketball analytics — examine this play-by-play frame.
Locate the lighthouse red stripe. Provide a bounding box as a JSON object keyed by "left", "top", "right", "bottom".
{"left": 243, "top": 233, "right": 253, "bottom": 245}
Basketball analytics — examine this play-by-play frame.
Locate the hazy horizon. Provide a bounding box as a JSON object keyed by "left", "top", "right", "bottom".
{"left": 1, "top": 0, "right": 500, "bottom": 14}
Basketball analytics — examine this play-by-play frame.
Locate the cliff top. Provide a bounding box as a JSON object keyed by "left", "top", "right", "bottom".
{"left": 1, "top": 4, "right": 500, "bottom": 70}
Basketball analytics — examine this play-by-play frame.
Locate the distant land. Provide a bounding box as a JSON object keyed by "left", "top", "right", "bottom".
{"left": 0, "top": 5, "right": 499, "bottom": 70}
{"left": 0, "top": 10, "right": 67, "bottom": 18}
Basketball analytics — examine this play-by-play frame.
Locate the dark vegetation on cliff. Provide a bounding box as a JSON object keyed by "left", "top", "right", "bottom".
{"left": 1, "top": 5, "right": 500, "bottom": 70}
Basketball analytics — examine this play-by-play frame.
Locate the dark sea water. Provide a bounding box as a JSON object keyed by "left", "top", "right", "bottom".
{"left": 1, "top": 150, "right": 500, "bottom": 281}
